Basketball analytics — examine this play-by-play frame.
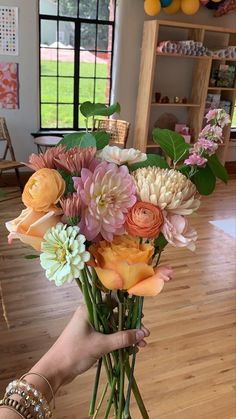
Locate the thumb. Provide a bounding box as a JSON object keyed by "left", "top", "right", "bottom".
{"left": 100, "top": 329, "right": 145, "bottom": 355}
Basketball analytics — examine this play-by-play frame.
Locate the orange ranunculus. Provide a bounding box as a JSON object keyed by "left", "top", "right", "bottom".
{"left": 89, "top": 235, "right": 172, "bottom": 296}
{"left": 5, "top": 208, "right": 61, "bottom": 251}
{"left": 22, "top": 168, "right": 65, "bottom": 213}
{"left": 125, "top": 202, "right": 164, "bottom": 239}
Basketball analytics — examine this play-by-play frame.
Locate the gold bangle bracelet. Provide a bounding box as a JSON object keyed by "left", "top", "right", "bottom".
{"left": 0, "top": 397, "right": 33, "bottom": 419}
{"left": 20, "top": 372, "right": 55, "bottom": 409}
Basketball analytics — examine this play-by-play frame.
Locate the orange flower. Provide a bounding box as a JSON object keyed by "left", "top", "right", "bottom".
{"left": 22, "top": 168, "right": 65, "bottom": 213}
{"left": 125, "top": 202, "right": 164, "bottom": 239}
{"left": 89, "top": 235, "right": 172, "bottom": 296}
{"left": 6, "top": 208, "right": 61, "bottom": 251}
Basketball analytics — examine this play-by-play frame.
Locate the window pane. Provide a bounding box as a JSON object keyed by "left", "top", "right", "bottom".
{"left": 79, "top": 1, "right": 97, "bottom": 19}
{"left": 95, "top": 79, "right": 110, "bottom": 103}
{"left": 59, "top": 21, "right": 75, "bottom": 46}
{"left": 97, "top": 24, "right": 111, "bottom": 51}
{"left": 80, "top": 52, "right": 95, "bottom": 77}
{"left": 40, "top": 0, "right": 58, "bottom": 16}
{"left": 81, "top": 23, "right": 96, "bottom": 50}
{"left": 59, "top": 0, "right": 78, "bottom": 17}
{"left": 96, "top": 52, "right": 111, "bottom": 77}
{"left": 58, "top": 105, "right": 73, "bottom": 128}
{"left": 41, "top": 104, "right": 57, "bottom": 129}
{"left": 59, "top": 78, "right": 74, "bottom": 103}
{"left": 98, "top": 0, "right": 113, "bottom": 21}
{"left": 59, "top": 50, "right": 74, "bottom": 76}
{"left": 41, "top": 77, "right": 57, "bottom": 103}
{"left": 41, "top": 20, "right": 57, "bottom": 46}
{"left": 79, "top": 78, "right": 95, "bottom": 103}
{"left": 40, "top": 50, "right": 57, "bottom": 76}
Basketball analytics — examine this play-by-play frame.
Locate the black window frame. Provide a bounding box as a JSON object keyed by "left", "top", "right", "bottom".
{"left": 39, "top": 1, "right": 116, "bottom": 131}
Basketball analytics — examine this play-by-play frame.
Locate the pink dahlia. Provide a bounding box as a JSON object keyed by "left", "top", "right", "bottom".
{"left": 184, "top": 153, "right": 207, "bottom": 167}
{"left": 73, "top": 162, "right": 137, "bottom": 241}
{"left": 26, "top": 145, "right": 66, "bottom": 171}
{"left": 54, "top": 147, "right": 98, "bottom": 173}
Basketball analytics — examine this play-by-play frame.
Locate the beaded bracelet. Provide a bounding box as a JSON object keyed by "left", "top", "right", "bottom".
{"left": 0, "top": 397, "right": 33, "bottom": 418}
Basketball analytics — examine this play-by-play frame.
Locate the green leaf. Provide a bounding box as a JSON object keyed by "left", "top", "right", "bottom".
{"left": 93, "top": 130, "right": 110, "bottom": 149}
{"left": 192, "top": 164, "right": 216, "bottom": 195}
{"left": 153, "top": 128, "right": 190, "bottom": 162}
{"left": 60, "top": 170, "right": 76, "bottom": 194}
{"left": 129, "top": 154, "right": 170, "bottom": 171}
{"left": 59, "top": 132, "right": 96, "bottom": 149}
{"left": 154, "top": 233, "right": 168, "bottom": 253}
{"left": 207, "top": 154, "right": 228, "bottom": 184}
{"left": 24, "top": 255, "right": 39, "bottom": 259}
{"left": 80, "top": 102, "right": 121, "bottom": 118}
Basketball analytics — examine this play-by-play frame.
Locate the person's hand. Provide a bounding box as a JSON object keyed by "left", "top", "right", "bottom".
{"left": 30, "top": 305, "right": 150, "bottom": 397}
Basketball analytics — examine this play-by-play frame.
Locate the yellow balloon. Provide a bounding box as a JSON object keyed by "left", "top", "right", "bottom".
{"left": 181, "top": 0, "right": 200, "bottom": 15}
{"left": 163, "top": 0, "right": 181, "bottom": 14}
{"left": 144, "top": 0, "right": 161, "bottom": 16}
{"left": 212, "top": 0, "right": 222, "bottom": 2}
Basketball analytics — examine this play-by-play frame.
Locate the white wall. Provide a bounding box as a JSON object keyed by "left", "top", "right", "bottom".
{"left": 113, "top": 0, "right": 236, "bottom": 148}
{"left": 0, "top": 0, "right": 39, "bottom": 162}
{"left": 0, "top": 0, "right": 235, "bottom": 162}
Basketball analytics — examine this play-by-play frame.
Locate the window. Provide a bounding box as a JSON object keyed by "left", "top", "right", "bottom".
{"left": 39, "top": 0, "right": 116, "bottom": 130}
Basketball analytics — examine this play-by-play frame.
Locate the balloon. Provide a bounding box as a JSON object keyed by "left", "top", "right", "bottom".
{"left": 181, "top": 0, "right": 200, "bottom": 15}
{"left": 163, "top": 0, "right": 181, "bottom": 13}
{"left": 161, "top": 0, "right": 172, "bottom": 6}
{"left": 144, "top": 0, "right": 161, "bottom": 16}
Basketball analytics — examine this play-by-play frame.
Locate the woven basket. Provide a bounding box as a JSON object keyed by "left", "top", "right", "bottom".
{"left": 93, "top": 119, "right": 130, "bottom": 148}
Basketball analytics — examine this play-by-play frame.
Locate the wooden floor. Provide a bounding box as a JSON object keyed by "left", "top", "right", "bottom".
{"left": 0, "top": 181, "right": 236, "bottom": 419}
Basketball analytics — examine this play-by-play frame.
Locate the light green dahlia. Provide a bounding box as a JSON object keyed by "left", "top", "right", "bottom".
{"left": 40, "top": 223, "right": 90, "bottom": 286}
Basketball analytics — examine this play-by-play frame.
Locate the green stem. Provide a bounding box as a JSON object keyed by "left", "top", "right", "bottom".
{"left": 89, "top": 358, "right": 102, "bottom": 416}
{"left": 125, "top": 362, "right": 149, "bottom": 419}
{"left": 104, "top": 377, "right": 117, "bottom": 419}
{"left": 80, "top": 269, "right": 94, "bottom": 325}
{"left": 92, "top": 382, "right": 109, "bottom": 419}
{"left": 118, "top": 302, "right": 125, "bottom": 419}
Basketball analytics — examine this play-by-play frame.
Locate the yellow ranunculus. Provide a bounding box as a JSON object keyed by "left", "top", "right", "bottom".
{"left": 22, "top": 168, "right": 65, "bottom": 213}
{"left": 6, "top": 207, "right": 61, "bottom": 251}
{"left": 89, "top": 235, "right": 172, "bottom": 296}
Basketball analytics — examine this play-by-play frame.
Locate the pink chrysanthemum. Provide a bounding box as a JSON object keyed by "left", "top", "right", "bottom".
{"left": 60, "top": 193, "right": 81, "bottom": 221}
{"left": 25, "top": 145, "right": 66, "bottom": 171}
{"left": 73, "top": 162, "right": 137, "bottom": 241}
{"left": 54, "top": 147, "right": 98, "bottom": 173}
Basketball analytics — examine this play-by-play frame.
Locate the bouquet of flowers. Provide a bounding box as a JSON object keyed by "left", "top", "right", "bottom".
{"left": 6, "top": 103, "right": 230, "bottom": 418}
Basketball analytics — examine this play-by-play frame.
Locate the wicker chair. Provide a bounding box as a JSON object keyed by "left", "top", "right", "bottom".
{"left": 93, "top": 118, "right": 130, "bottom": 148}
{"left": 0, "top": 117, "right": 24, "bottom": 191}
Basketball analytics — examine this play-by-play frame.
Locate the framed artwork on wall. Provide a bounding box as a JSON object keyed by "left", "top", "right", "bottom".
{"left": 0, "top": 6, "right": 19, "bottom": 55}
{"left": 0, "top": 62, "right": 19, "bottom": 109}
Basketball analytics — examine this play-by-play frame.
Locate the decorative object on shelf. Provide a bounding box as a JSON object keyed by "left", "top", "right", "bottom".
{"left": 155, "top": 92, "right": 162, "bottom": 102}
{"left": 219, "top": 100, "right": 231, "bottom": 114}
{"left": 0, "top": 62, "right": 19, "bottom": 109}
{"left": 181, "top": 97, "right": 188, "bottom": 104}
{"left": 205, "top": 94, "right": 221, "bottom": 113}
{"left": 154, "top": 113, "right": 179, "bottom": 130}
{"left": 163, "top": 0, "right": 181, "bottom": 14}
{"left": 211, "top": 46, "right": 236, "bottom": 59}
{"left": 157, "top": 40, "right": 209, "bottom": 56}
{"left": 217, "top": 64, "right": 236, "bottom": 88}
{"left": 173, "top": 96, "right": 180, "bottom": 103}
{"left": 175, "top": 123, "right": 192, "bottom": 143}
{"left": 181, "top": 0, "right": 200, "bottom": 15}
{"left": 214, "top": 0, "right": 236, "bottom": 16}
{"left": 144, "top": 0, "right": 161, "bottom": 15}
{"left": 160, "top": 0, "right": 172, "bottom": 6}
{"left": 161, "top": 96, "right": 170, "bottom": 103}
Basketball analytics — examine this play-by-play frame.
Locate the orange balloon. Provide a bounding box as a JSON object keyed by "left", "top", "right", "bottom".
{"left": 181, "top": 0, "right": 200, "bottom": 15}
{"left": 163, "top": 0, "right": 181, "bottom": 14}
{"left": 144, "top": 0, "right": 161, "bottom": 16}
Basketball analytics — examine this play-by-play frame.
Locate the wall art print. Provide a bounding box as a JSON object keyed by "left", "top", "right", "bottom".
{"left": 0, "top": 6, "right": 18, "bottom": 55}
{"left": 0, "top": 62, "right": 19, "bottom": 109}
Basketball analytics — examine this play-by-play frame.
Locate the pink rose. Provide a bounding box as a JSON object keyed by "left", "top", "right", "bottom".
{"left": 161, "top": 213, "right": 197, "bottom": 251}
{"left": 6, "top": 208, "right": 61, "bottom": 251}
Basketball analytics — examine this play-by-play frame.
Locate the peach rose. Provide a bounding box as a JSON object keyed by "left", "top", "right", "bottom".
{"left": 6, "top": 208, "right": 61, "bottom": 251}
{"left": 22, "top": 168, "right": 65, "bottom": 213}
{"left": 89, "top": 235, "right": 172, "bottom": 296}
{"left": 125, "top": 202, "right": 164, "bottom": 239}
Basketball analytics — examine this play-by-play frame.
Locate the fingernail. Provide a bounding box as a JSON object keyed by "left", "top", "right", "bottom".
{"left": 136, "top": 330, "right": 145, "bottom": 341}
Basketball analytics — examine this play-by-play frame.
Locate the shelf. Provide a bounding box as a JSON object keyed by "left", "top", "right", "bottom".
{"left": 151, "top": 102, "right": 200, "bottom": 107}
{"left": 211, "top": 57, "right": 236, "bottom": 62}
{"left": 208, "top": 87, "right": 236, "bottom": 91}
{"left": 156, "top": 52, "right": 209, "bottom": 60}
{"left": 146, "top": 143, "right": 159, "bottom": 148}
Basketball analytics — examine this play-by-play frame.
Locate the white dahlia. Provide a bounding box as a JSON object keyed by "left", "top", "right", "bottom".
{"left": 98, "top": 145, "right": 147, "bottom": 165}
{"left": 132, "top": 167, "right": 200, "bottom": 215}
{"left": 40, "top": 223, "right": 90, "bottom": 286}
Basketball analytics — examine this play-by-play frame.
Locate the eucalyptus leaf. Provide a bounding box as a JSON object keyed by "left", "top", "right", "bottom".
{"left": 129, "top": 154, "right": 170, "bottom": 171}
{"left": 207, "top": 154, "right": 228, "bottom": 184}
{"left": 192, "top": 164, "right": 216, "bottom": 195}
{"left": 80, "top": 102, "right": 121, "bottom": 118}
{"left": 153, "top": 128, "right": 190, "bottom": 162}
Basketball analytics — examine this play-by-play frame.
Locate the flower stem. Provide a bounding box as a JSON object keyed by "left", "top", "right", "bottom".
{"left": 104, "top": 376, "right": 117, "bottom": 419}
{"left": 125, "top": 362, "right": 149, "bottom": 419}
{"left": 92, "top": 382, "right": 109, "bottom": 419}
{"left": 89, "top": 358, "right": 102, "bottom": 416}
{"left": 80, "top": 269, "right": 94, "bottom": 325}
{"left": 118, "top": 301, "right": 125, "bottom": 419}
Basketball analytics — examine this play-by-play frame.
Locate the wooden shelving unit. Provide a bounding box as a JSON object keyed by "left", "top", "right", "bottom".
{"left": 134, "top": 20, "right": 236, "bottom": 165}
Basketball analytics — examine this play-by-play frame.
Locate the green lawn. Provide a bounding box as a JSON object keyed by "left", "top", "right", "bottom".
{"left": 40, "top": 61, "right": 109, "bottom": 128}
